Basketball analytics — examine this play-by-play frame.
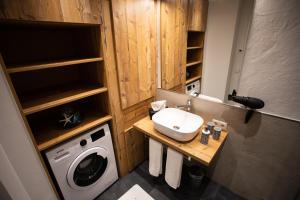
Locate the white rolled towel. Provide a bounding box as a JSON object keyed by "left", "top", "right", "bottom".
{"left": 149, "top": 138, "right": 163, "bottom": 177}
{"left": 150, "top": 100, "right": 167, "bottom": 111}
{"left": 165, "top": 148, "right": 183, "bottom": 189}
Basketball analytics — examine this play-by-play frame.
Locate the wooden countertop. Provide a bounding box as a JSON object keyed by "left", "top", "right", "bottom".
{"left": 133, "top": 117, "right": 228, "bottom": 166}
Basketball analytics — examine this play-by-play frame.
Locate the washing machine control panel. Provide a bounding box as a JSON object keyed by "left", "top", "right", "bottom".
{"left": 78, "top": 129, "right": 105, "bottom": 147}
{"left": 91, "top": 129, "right": 105, "bottom": 142}
{"left": 186, "top": 80, "right": 200, "bottom": 95}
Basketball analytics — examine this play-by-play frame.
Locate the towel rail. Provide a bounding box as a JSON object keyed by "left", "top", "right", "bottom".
{"left": 143, "top": 134, "right": 192, "bottom": 161}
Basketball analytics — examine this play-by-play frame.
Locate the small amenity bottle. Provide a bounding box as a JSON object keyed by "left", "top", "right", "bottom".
{"left": 206, "top": 121, "right": 215, "bottom": 134}
{"left": 213, "top": 126, "right": 222, "bottom": 140}
{"left": 200, "top": 127, "right": 210, "bottom": 145}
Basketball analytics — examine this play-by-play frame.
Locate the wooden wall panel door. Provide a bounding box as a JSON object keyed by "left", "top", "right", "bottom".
{"left": 0, "top": 0, "right": 102, "bottom": 24}
{"left": 161, "top": 0, "right": 188, "bottom": 90}
{"left": 100, "top": 0, "right": 153, "bottom": 176}
{"left": 111, "top": 0, "right": 156, "bottom": 109}
{"left": 188, "top": 0, "right": 209, "bottom": 31}
{"left": 125, "top": 128, "right": 145, "bottom": 171}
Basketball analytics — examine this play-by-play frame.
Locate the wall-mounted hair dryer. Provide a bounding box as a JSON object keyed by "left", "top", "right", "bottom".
{"left": 228, "top": 90, "right": 265, "bottom": 123}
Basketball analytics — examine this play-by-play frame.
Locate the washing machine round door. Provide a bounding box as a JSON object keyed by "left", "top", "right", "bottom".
{"left": 67, "top": 147, "right": 109, "bottom": 190}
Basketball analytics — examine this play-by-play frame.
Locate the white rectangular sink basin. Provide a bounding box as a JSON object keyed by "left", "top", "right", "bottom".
{"left": 152, "top": 108, "right": 204, "bottom": 142}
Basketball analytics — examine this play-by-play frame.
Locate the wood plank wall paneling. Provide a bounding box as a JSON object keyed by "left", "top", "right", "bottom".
{"left": 125, "top": 128, "right": 146, "bottom": 171}
{"left": 111, "top": 0, "right": 156, "bottom": 109}
{"left": 100, "top": 0, "right": 150, "bottom": 176}
{"left": 0, "top": 0, "right": 102, "bottom": 24}
{"left": 161, "top": 0, "right": 188, "bottom": 90}
{"left": 188, "top": 0, "right": 209, "bottom": 31}
{"left": 99, "top": 0, "right": 128, "bottom": 176}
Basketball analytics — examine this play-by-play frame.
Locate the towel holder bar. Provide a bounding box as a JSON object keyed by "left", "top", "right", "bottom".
{"left": 144, "top": 134, "right": 192, "bottom": 162}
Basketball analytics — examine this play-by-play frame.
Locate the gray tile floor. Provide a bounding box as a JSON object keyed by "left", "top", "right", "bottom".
{"left": 96, "top": 161, "right": 245, "bottom": 200}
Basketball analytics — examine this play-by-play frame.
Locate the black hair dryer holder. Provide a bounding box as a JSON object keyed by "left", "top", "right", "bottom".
{"left": 228, "top": 90, "right": 265, "bottom": 123}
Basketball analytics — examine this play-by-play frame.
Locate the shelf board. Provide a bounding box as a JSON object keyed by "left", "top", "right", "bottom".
{"left": 188, "top": 30, "right": 205, "bottom": 33}
{"left": 187, "top": 46, "right": 203, "bottom": 50}
{"left": 186, "top": 75, "right": 202, "bottom": 85}
{"left": 6, "top": 57, "right": 103, "bottom": 74}
{"left": 186, "top": 60, "right": 202, "bottom": 68}
{"left": 22, "top": 86, "right": 108, "bottom": 115}
{"left": 36, "top": 114, "right": 112, "bottom": 151}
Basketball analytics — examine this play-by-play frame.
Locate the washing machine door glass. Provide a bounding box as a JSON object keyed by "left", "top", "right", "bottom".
{"left": 67, "top": 147, "right": 109, "bottom": 190}
{"left": 73, "top": 153, "right": 107, "bottom": 187}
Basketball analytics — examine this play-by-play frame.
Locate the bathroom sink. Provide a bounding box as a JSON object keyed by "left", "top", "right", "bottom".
{"left": 152, "top": 108, "right": 204, "bottom": 142}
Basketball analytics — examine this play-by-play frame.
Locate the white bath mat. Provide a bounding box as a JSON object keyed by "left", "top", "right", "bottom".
{"left": 118, "top": 184, "right": 154, "bottom": 200}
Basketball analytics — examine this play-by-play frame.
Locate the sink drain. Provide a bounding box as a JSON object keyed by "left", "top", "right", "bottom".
{"left": 173, "top": 125, "right": 180, "bottom": 130}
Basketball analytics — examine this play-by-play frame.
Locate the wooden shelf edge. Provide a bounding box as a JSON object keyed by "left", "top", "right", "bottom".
{"left": 37, "top": 115, "right": 113, "bottom": 151}
{"left": 187, "top": 30, "right": 205, "bottom": 33}
{"left": 186, "top": 75, "right": 202, "bottom": 85}
{"left": 186, "top": 60, "right": 202, "bottom": 67}
{"left": 124, "top": 126, "right": 134, "bottom": 133}
{"left": 187, "top": 46, "right": 203, "bottom": 50}
{"left": 23, "top": 87, "right": 108, "bottom": 115}
{"left": 7, "top": 57, "right": 104, "bottom": 74}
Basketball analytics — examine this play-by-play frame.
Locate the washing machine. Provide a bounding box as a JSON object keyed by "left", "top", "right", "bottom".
{"left": 186, "top": 80, "right": 201, "bottom": 96}
{"left": 186, "top": 80, "right": 223, "bottom": 103}
{"left": 45, "top": 124, "right": 118, "bottom": 200}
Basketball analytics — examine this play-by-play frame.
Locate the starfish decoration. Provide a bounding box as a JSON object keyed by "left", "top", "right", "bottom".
{"left": 59, "top": 113, "right": 73, "bottom": 127}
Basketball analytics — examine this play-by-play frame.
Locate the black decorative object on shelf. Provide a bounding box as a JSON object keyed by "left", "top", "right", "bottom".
{"left": 228, "top": 90, "right": 265, "bottom": 123}
{"left": 58, "top": 107, "right": 83, "bottom": 129}
{"left": 186, "top": 71, "right": 191, "bottom": 79}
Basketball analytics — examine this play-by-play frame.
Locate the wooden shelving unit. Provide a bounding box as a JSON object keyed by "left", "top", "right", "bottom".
{"left": 0, "top": 22, "right": 111, "bottom": 153}
{"left": 36, "top": 114, "right": 112, "bottom": 151}
{"left": 186, "top": 60, "right": 202, "bottom": 68}
{"left": 186, "top": 75, "right": 202, "bottom": 85}
{"left": 187, "top": 31, "right": 205, "bottom": 47}
{"left": 185, "top": 31, "right": 205, "bottom": 90}
{"left": 187, "top": 46, "right": 202, "bottom": 50}
{"left": 22, "top": 86, "right": 108, "bottom": 115}
{"left": 6, "top": 57, "right": 103, "bottom": 74}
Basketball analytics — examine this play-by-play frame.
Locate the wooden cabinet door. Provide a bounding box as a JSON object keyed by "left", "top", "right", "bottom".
{"left": 0, "top": 0, "right": 102, "bottom": 24}
{"left": 161, "top": 0, "right": 188, "bottom": 90}
{"left": 111, "top": 0, "right": 156, "bottom": 109}
{"left": 125, "top": 128, "right": 146, "bottom": 172}
{"left": 188, "top": 0, "right": 209, "bottom": 31}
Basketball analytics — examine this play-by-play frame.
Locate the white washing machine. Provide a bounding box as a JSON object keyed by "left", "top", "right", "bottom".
{"left": 45, "top": 124, "right": 118, "bottom": 200}
{"left": 186, "top": 80, "right": 223, "bottom": 103}
{"left": 186, "top": 80, "right": 201, "bottom": 95}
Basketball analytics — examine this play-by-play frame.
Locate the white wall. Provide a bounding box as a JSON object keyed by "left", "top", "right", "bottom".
{"left": 0, "top": 144, "right": 30, "bottom": 200}
{"left": 226, "top": 0, "right": 254, "bottom": 98}
{"left": 201, "top": 0, "right": 240, "bottom": 101}
{"left": 238, "top": 0, "right": 300, "bottom": 120}
{"left": 0, "top": 66, "right": 57, "bottom": 200}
